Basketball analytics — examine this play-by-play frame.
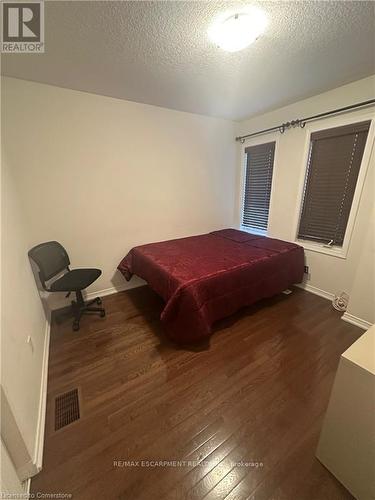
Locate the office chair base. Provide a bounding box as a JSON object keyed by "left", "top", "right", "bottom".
{"left": 71, "top": 292, "right": 105, "bottom": 331}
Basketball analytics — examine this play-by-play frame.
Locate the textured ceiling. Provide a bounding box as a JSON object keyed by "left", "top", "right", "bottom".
{"left": 2, "top": 1, "right": 375, "bottom": 120}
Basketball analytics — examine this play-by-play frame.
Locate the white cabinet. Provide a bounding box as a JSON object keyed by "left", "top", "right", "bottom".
{"left": 316, "top": 325, "right": 375, "bottom": 500}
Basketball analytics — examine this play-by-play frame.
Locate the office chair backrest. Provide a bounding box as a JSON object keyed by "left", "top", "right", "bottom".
{"left": 28, "top": 241, "right": 70, "bottom": 284}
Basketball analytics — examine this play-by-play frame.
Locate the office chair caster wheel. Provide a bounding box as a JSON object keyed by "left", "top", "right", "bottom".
{"left": 96, "top": 298, "right": 102, "bottom": 305}
{"left": 100, "top": 310, "right": 106, "bottom": 318}
{"left": 73, "top": 320, "right": 80, "bottom": 331}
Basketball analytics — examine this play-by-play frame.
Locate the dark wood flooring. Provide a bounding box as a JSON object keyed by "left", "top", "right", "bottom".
{"left": 31, "top": 286, "right": 362, "bottom": 500}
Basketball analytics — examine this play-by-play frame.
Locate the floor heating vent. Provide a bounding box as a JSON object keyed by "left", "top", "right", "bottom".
{"left": 54, "top": 388, "right": 80, "bottom": 430}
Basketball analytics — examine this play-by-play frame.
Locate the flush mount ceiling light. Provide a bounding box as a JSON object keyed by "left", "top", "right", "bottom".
{"left": 208, "top": 8, "right": 268, "bottom": 52}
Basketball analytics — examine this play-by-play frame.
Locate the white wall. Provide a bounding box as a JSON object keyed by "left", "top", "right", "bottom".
{"left": 2, "top": 77, "right": 237, "bottom": 308}
{"left": 237, "top": 75, "right": 375, "bottom": 325}
{"left": 1, "top": 153, "right": 48, "bottom": 468}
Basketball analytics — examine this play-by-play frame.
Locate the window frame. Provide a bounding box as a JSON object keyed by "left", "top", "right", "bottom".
{"left": 239, "top": 132, "right": 279, "bottom": 236}
{"left": 292, "top": 111, "right": 375, "bottom": 259}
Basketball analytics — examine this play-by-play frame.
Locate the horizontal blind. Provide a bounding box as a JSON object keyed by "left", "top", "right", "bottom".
{"left": 242, "top": 141, "right": 275, "bottom": 232}
{"left": 298, "top": 120, "right": 371, "bottom": 246}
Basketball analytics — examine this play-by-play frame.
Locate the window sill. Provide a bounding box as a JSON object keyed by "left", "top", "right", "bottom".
{"left": 240, "top": 226, "right": 267, "bottom": 236}
{"left": 295, "top": 240, "right": 347, "bottom": 259}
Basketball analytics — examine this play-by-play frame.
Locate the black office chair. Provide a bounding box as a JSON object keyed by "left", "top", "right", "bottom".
{"left": 28, "top": 241, "right": 105, "bottom": 331}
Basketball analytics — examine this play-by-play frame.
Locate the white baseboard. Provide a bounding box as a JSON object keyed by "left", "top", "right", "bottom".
{"left": 297, "top": 283, "right": 372, "bottom": 330}
{"left": 296, "top": 282, "right": 335, "bottom": 301}
{"left": 24, "top": 478, "right": 31, "bottom": 496}
{"left": 341, "top": 312, "right": 372, "bottom": 330}
{"left": 33, "top": 316, "right": 51, "bottom": 473}
{"left": 85, "top": 284, "right": 129, "bottom": 301}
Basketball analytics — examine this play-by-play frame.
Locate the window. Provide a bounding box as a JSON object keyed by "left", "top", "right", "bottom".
{"left": 297, "top": 120, "right": 371, "bottom": 248}
{"left": 242, "top": 141, "right": 275, "bottom": 234}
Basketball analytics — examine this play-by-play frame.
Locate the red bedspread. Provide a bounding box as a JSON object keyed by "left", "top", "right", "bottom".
{"left": 118, "top": 229, "right": 304, "bottom": 343}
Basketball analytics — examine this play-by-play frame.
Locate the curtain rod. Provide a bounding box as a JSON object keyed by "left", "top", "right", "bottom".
{"left": 235, "top": 98, "right": 375, "bottom": 143}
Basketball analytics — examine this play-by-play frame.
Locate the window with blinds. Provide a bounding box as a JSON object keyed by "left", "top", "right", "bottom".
{"left": 297, "top": 120, "right": 370, "bottom": 247}
{"left": 242, "top": 141, "right": 275, "bottom": 233}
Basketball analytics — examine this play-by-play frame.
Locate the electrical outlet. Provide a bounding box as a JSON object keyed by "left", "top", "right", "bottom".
{"left": 303, "top": 265, "right": 311, "bottom": 281}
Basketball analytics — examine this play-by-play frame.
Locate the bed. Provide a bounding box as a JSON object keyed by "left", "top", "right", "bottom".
{"left": 118, "top": 229, "right": 304, "bottom": 343}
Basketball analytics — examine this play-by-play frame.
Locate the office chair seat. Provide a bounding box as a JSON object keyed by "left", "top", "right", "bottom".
{"left": 50, "top": 268, "right": 101, "bottom": 292}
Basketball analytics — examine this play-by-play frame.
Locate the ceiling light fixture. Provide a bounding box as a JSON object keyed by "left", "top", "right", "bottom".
{"left": 208, "top": 8, "right": 268, "bottom": 52}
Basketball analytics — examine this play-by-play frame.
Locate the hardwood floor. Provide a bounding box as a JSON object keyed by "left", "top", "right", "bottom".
{"left": 31, "top": 286, "right": 362, "bottom": 500}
